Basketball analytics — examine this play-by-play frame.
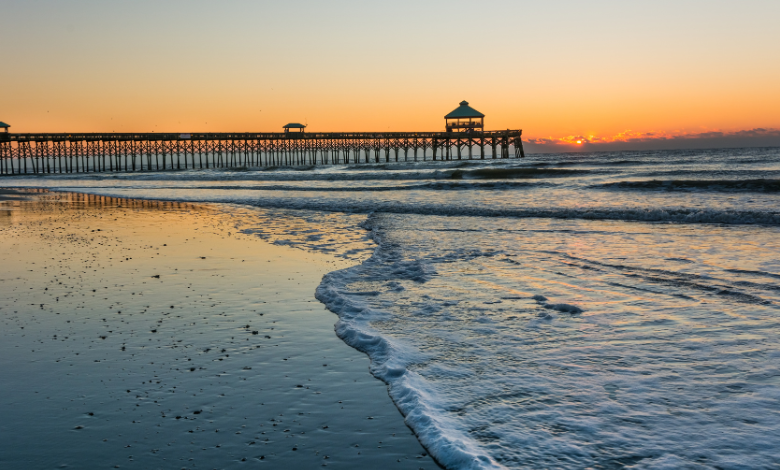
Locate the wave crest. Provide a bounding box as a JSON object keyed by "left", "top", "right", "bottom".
{"left": 597, "top": 179, "right": 780, "bottom": 192}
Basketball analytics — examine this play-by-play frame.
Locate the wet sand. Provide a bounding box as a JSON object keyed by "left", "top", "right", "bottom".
{"left": 0, "top": 190, "right": 439, "bottom": 469}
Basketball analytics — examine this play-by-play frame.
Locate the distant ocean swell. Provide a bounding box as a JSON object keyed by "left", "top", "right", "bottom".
{"left": 632, "top": 169, "right": 780, "bottom": 179}
{"left": 596, "top": 178, "right": 780, "bottom": 192}
{"left": 57, "top": 181, "right": 555, "bottom": 192}
{"left": 175, "top": 196, "right": 780, "bottom": 226}
{"left": 26, "top": 166, "right": 600, "bottom": 182}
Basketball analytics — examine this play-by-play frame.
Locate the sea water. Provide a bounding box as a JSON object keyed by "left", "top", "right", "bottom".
{"left": 5, "top": 147, "right": 780, "bottom": 469}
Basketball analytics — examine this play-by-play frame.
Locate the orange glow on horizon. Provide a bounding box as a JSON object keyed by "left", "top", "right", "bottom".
{"left": 2, "top": 2, "right": 779, "bottom": 148}
{"left": 525, "top": 127, "right": 780, "bottom": 150}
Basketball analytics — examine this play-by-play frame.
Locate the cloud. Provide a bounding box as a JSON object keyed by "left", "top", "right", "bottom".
{"left": 524, "top": 128, "right": 780, "bottom": 153}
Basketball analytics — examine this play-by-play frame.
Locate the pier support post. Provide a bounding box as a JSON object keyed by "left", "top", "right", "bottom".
{"left": 515, "top": 132, "right": 526, "bottom": 158}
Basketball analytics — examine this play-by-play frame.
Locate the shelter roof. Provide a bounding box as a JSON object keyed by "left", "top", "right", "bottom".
{"left": 444, "top": 101, "right": 484, "bottom": 119}
{"left": 283, "top": 123, "right": 306, "bottom": 129}
{"left": 0, "top": 122, "right": 10, "bottom": 128}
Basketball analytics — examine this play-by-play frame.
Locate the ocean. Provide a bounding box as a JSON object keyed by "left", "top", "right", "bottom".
{"left": 4, "top": 146, "right": 780, "bottom": 469}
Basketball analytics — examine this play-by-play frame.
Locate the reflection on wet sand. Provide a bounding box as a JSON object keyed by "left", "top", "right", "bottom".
{"left": 0, "top": 190, "right": 439, "bottom": 470}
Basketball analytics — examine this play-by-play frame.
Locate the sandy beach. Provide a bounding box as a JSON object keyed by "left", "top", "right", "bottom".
{"left": 0, "top": 189, "right": 440, "bottom": 469}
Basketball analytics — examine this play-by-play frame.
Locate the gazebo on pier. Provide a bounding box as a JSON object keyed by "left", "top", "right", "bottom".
{"left": 0, "top": 122, "right": 9, "bottom": 133}
{"left": 445, "top": 101, "right": 484, "bottom": 132}
{"left": 283, "top": 123, "right": 306, "bottom": 134}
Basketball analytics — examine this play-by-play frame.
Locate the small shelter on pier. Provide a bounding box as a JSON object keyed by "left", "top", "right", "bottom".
{"left": 283, "top": 123, "right": 306, "bottom": 134}
{"left": 445, "top": 101, "right": 484, "bottom": 132}
{"left": 0, "top": 122, "right": 10, "bottom": 133}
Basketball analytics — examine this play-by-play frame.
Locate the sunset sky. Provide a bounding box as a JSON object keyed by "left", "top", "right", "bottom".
{"left": 2, "top": 0, "right": 779, "bottom": 151}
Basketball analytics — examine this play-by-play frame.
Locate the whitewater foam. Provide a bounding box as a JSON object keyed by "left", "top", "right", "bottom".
{"left": 315, "top": 211, "right": 780, "bottom": 468}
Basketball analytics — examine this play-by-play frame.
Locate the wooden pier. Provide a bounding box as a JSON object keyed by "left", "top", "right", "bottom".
{"left": 0, "top": 102, "right": 526, "bottom": 175}
{"left": 0, "top": 129, "right": 524, "bottom": 176}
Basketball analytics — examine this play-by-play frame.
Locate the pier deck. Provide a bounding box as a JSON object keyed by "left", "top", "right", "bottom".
{"left": 0, "top": 130, "right": 524, "bottom": 175}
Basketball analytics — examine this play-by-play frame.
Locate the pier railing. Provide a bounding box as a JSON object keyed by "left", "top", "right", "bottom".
{"left": 0, "top": 130, "right": 524, "bottom": 175}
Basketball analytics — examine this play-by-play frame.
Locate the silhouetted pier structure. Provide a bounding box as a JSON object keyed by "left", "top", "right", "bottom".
{"left": 0, "top": 103, "right": 525, "bottom": 176}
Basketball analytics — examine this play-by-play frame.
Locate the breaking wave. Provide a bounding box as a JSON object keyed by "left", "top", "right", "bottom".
{"left": 185, "top": 197, "right": 780, "bottom": 226}
{"left": 596, "top": 178, "right": 780, "bottom": 192}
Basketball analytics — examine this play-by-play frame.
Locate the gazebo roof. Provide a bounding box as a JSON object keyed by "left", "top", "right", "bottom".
{"left": 283, "top": 123, "right": 306, "bottom": 129}
{"left": 0, "top": 122, "right": 10, "bottom": 128}
{"left": 444, "top": 101, "right": 484, "bottom": 119}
